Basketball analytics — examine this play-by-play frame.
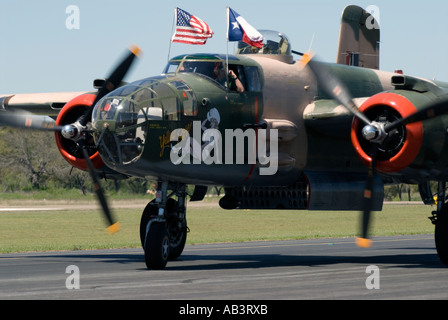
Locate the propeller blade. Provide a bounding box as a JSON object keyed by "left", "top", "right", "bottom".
{"left": 385, "top": 96, "right": 448, "bottom": 133}
{"left": 0, "top": 111, "right": 63, "bottom": 131}
{"left": 300, "top": 52, "right": 372, "bottom": 126}
{"left": 79, "top": 141, "right": 120, "bottom": 234}
{"left": 300, "top": 52, "right": 381, "bottom": 248}
{"left": 0, "top": 44, "right": 141, "bottom": 134}
{"left": 356, "top": 145, "right": 378, "bottom": 248}
{"left": 78, "top": 44, "right": 142, "bottom": 126}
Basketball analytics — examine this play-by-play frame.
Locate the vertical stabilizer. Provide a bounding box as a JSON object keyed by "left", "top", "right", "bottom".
{"left": 336, "top": 5, "right": 380, "bottom": 69}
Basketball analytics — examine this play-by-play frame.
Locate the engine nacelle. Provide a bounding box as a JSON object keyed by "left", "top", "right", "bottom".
{"left": 351, "top": 92, "right": 424, "bottom": 173}
{"left": 54, "top": 93, "right": 105, "bottom": 171}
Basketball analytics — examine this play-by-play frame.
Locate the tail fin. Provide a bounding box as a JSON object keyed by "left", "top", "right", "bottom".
{"left": 336, "top": 5, "right": 380, "bottom": 70}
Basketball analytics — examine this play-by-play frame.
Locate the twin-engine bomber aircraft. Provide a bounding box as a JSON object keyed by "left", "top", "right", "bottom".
{"left": 2, "top": 5, "right": 448, "bottom": 269}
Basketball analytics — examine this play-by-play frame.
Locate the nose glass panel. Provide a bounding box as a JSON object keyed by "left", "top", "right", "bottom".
{"left": 92, "top": 78, "right": 178, "bottom": 166}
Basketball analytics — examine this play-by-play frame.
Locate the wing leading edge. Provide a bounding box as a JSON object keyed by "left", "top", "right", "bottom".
{"left": 0, "top": 92, "right": 88, "bottom": 116}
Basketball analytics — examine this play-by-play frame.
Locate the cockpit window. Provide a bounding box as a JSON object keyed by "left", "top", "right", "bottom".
{"left": 164, "top": 57, "right": 262, "bottom": 93}
{"left": 164, "top": 55, "right": 247, "bottom": 92}
{"left": 236, "top": 30, "right": 292, "bottom": 56}
{"left": 164, "top": 60, "right": 226, "bottom": 84}
{"left": 164, "top": 62, "right": 180, "bottom": 74}
{"left": 169, "top": 80, "right": 197, "bottom": 116}
{"left": 244, "top": 66, "right": 262, "bottom": 92}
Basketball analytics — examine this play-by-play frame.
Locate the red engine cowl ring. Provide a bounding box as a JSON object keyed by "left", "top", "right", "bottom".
{"left": 54, "top": 93, "right": 104, "bottom": 171}
{"left": 351, "top": 92, "right": 423, "bottom": 173}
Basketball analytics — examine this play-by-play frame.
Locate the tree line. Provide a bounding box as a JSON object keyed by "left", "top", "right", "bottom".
{"left": 0, "top": 128, "right": 149, "bottom": 195}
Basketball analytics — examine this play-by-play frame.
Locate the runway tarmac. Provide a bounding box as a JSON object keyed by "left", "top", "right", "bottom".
{"left": 1, "top": 234, "right": 447, "bottom": 301}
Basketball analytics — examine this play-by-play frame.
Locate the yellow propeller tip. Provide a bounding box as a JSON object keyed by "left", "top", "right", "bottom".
{"left": 356, "top": 237, "right": 372, "bottom": 248}
{"left": 106, "top": 222, "right": 121, "bottom": 234}
{"left": 129, "top": 44, "right": 142, "bottom": 57}
{"left": 299, "top": 51, "right": 314, "bottom": 67}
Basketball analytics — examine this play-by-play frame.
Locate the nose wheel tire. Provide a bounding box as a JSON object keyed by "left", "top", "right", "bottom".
{"left": 144, "top": 222, "right": 170, "bottom": 270}
{"left": 140, "top": 199, "right": 187, "bottom": 269}
{"left": 435, "top": 205, "right": 448, "bottom": 265}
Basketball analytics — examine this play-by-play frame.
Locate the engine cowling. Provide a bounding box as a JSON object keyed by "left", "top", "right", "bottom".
{"left": 351, "top": 92, "right": 424, "bottom": 173}
{"left": 54, "top": 93, "right": 105, "bottom": 171}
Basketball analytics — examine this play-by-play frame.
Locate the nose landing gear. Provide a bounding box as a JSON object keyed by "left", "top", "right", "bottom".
{"left": 140, "top": 182, "right": 188, "bottom": 270}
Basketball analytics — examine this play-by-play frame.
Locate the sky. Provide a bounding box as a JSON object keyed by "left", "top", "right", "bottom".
{"left": 1, "top": 0, "right": 448, "bottom": 94}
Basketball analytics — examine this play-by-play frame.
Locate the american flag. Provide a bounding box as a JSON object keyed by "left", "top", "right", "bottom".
{"left": 172, "top": 8, "right": 213, "bottom": 45}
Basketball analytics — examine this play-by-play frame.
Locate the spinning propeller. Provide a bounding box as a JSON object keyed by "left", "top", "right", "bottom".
{"left": 301, "top": 51, "right": 448, "bottom": 247}
{"left": 0, "top": 45, "right": 141, "bottom": 234}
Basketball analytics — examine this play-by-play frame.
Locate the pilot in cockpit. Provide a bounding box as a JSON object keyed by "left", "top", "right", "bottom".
{"left": 213, "top": 63, "right": 245, "bottom": 93}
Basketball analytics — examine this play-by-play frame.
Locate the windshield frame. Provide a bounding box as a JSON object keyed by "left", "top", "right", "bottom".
{"left": 163, "top": 54, "right": 242, "bottom": 91}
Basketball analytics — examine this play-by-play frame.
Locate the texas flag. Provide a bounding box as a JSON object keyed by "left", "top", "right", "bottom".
{"left": 227, "top": 7, "right": 264, "bottom": 49}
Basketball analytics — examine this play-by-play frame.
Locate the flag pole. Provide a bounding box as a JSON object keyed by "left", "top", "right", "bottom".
{"left": 225, "top": 7, "right": 230, "bottom": 88}
{"left": 167, "top": 7, "right": 177, "bottom": 62}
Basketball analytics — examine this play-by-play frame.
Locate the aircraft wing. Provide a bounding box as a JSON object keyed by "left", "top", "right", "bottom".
{"left": 336, "top": 5, "right": 380, "bottom": 69}
{"left": 0, "top": 91, "right": 88, "bottom": 117}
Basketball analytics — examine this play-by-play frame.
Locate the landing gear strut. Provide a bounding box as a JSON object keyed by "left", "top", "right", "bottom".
{"left": 140, "top": 182, "right": 188, "bottom": 269}
{"left": 429, "top": 182, "right": 448, "bottom": 265}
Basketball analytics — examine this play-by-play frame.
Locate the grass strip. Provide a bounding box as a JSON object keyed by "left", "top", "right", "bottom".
{"left": 0, "top": 203, "right": 435, "bottom": 253}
